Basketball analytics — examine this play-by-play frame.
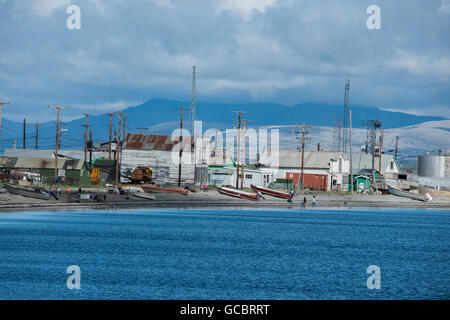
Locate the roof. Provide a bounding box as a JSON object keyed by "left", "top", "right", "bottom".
{"left": 3, "top": 149, "right": 109, "bottom": 160}
{"left": 93, "top": 159, "right": 116, "bottom": 167}
{"left": 346, "top": 152, "right": 398, "bottom": 174}
{"left": 0, "top": 157, "right": 85, "bottom": 170}
{"left": 122, "top": 134, "right": 192, "bottom": 151}
{"left": 267, "top": 150, "right": 345, "bottom": 169}
{"left": 3, "top": 149, "right": 55, "bottom": 158}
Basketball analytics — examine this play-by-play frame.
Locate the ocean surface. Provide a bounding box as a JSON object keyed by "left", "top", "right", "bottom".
{"left": 0, "top": 207, "right": 448, "bottom": 299}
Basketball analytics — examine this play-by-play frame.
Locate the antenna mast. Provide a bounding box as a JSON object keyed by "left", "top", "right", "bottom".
{"left": 343, "top": 80, "right": 350, "bottom": 153}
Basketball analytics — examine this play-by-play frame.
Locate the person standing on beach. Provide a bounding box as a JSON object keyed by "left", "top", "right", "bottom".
{"left": 301, "top": 196, "right": 307, "bottom": 208}
{"left": 312, "top": 195, "right": 316, "bottom": 207}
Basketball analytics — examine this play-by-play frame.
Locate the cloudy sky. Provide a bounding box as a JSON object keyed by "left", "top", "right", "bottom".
{"left": 1, "top": 0, "right": 449, "bottom": 121}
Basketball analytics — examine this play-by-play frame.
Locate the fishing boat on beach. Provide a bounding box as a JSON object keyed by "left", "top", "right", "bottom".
{"left": 142, "top": 185, "right": 189, "bottom": 195}
{"left": 250, "top": 184, "right": 293, "bottom": 199}
{"left": 4, "top": 183, "right": 55, "bottom": 200}
{"left": 387, "top": 184, "right": 432, "bottom": 202}
{"left": 216, "top": 186, "right": 259, "bottom": 201}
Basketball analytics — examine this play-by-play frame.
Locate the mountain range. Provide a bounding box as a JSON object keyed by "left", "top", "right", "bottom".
{"left": 1, "top": 98, "right": 448, "bottom": 159}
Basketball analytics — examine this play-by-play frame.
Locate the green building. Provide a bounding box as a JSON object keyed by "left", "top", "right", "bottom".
{"left": 0, "top": 157, "right": 91, "bottom": 186}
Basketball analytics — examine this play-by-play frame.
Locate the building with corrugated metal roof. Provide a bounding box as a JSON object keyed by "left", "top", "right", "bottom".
{"left": 121, "top": 133, "right": 208, "bottom": 185}
{"left": 0, "top": 156, "right": 91, "bottom": 185}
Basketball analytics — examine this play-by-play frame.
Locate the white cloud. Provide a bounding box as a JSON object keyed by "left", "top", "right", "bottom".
{"left": 72, "top": 100, "right": 141, "bottom": 113}
{"left": 439, "top": 0, "right": 450, "bottom": 14}
{"left": 31, "top": 0, "right": 71, "bottom": 17}
{"left": 217, "top": 0, "right": 281, "bottom": 20}
{"left": 386, "top": 50, "right": 450, "bottom": 77}
{"left": 148, "top": 0, "right": 174, "bottom": 9}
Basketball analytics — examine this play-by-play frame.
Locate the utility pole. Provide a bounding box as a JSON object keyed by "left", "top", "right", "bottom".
{"left": 232, "top": 111, "right": 247, "bottom": 189}
{"left": 0, "top": 98, "right": 11, "bottom": 152}
{"left": 35, "top": 121, "right": 39, "bottom": 150}
{"left": 349, "top": 110, "right": 353, "bottom": 193}
{"left": 58, "top": 120, "right": 63, "bottom": 150}
{"left": 394, "top": 136, "right": 399, "bottom": 159}
{"left": 292, "top": 123, "right": 311, "bottom": 190}
{"left": 48, "top": 105, "right": 66, "bottom": 180}
{"left": 240, "top": 119, "right": 252, "bottom": 189}
{"left": 107, "top": 113, "right": 117, "bottom": 160}
{"left": 371, "top": 141, "right": 376, "bottom": 191}
{"left": 113, "top": 130, "right": 117, "bottom": 160}
{"left": 23, "top": 118, "right": 26, "bottom": 149}
{"left": 343, "top": 80, "right": 350, "bottom": 153}
{"left": 89, "top": 130, "right": 93, "bottom": 166}
{"left": 82, "top": 114, "right": 90, "bottom": 164}
{"left": 378, "top": 129, "right": 384, "bottom": 177}
{"left": 190, "top": 66, "right": 197, "bottom": 185}
{"left": 175, "top": 105, "right": 191, "bottom": 186}
{"left": 122, "top": 114, "right": 130, "bottom": 142}
{"left": 299, "top": 123, "right": 311, "bottom": 190}
{"left": 136, "top": 126, "right": 148, "bottom": 135}
{"left": 115, "top": 111, "right": 122, "bottom": 185}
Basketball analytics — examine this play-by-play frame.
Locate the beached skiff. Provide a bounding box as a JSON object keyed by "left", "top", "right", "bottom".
{"left": 250, "top": 184, "right": 293, "bottom": 199}
{"left": 4, "top": 183, "right": 53, "bottom": 200}
{"left": 387, "top": 184, "right": 432, "bottom": 202}
{"left": 216, "top": 186, "right": 259, "bottom": 201}
{"left": 142, "top": 186, "right": 189, "bottom": 195}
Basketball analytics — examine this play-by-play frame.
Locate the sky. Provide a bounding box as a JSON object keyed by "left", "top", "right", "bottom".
{"left": 0, "top": 0, "right": 449, "bottom": 122}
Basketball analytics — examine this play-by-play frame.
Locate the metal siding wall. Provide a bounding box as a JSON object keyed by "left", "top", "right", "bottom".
{"left": 121, "top": 149, "right": 195, "bottom": 185}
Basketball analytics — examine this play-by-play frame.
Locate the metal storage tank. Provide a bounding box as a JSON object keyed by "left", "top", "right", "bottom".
{"left": 417, "top": 155, "right": 449, "bottom": 177}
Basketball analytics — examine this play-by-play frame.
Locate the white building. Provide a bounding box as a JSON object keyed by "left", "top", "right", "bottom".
{"left": 121, "top": 134, "right": 208, "bottom": 185}
{"left": 347, "top": 152, "right": 400, "bottom": 179}
{"left": 208, "top": 162, "right": 274, "bottom": 188}
{"left": 259, "top": 150, "right": 349, "bottom": 191}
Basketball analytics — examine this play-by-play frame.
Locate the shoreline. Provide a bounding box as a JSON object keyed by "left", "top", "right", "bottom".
{"left": 0, "top": 191, "right": 449, "bottom": 212}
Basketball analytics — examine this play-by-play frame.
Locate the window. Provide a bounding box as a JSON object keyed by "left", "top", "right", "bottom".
{"left": 390, "top": 161, "right": 394, "bottom": 170}
{"left": 245, "top": 174, "right": 253, "bottom": 179}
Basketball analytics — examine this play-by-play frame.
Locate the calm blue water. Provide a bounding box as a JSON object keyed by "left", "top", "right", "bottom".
{"left": 0, "top": 208, "right": 448, "bottom": 299}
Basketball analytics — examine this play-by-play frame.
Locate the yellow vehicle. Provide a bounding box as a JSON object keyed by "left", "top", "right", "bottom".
{"left": 130, "top": 166, "right": 152, "bottom": 184}
{"left": 91, "top": 167, "right": 100, "bottom": 184}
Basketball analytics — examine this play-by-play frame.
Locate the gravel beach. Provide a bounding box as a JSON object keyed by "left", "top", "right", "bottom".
{"left": 0, "top": 189, "right": 449, "bottom": 211}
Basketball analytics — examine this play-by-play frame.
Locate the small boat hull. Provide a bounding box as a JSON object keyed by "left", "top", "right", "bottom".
{"left": 4, "top": 183, "right": 52, "bottom": 200}
{"left": 216, "top": 186, "right": 259, "bottom": 201}
{"left": 142, "top": 186, "right": 189, "bottom": 195}
{"left": 387, "top": 184, "right": 431, "bottom": 202}
{"left": 132, "top": 192, "right": 156, "bottom": 200}
{"left": 250, "top": 184, "right": 293, "bottom": 199}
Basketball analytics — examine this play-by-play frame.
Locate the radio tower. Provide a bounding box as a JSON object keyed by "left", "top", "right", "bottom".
{"left": 343, "top": 79, "right": 350, "bottom": 153}
{"left": 190, "top": 66, "right": 196, "bottom": 138}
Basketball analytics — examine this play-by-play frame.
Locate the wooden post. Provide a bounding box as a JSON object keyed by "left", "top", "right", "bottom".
{"left": 83, "top": 114, "right": 90, "bottom": 164}
{"left": 115, "top": 112, "right": 122, "bottom": 185}
{"left": 349, "top": 110, "right": 353, "bottom": 193}
{"left": 240, "top": 119, "right": 252, "bottom": 189}
{"left": 241, "top": 120, "right": 246, "bottom": 189}
{"left": 394, "top": 136, "right": 399, "bottom": 159}
{"left": 36, "top": 121, "right": 39, "bottom": 150}
{"left": 298, "top": 122, "right": 311, "bottom": 190}
{"left": 175, "top": 105, "right": 191, "bottom": 186}
{"left": 23, "top": 118, "right": 26, "bottom": 149}
{"left": 378, "top": 129, "right": 384, "bottom": 177}
{"left": 89, "top": 130, "right": 93, "bottom": 166}
{"left": 232, "top": 111, "right": 247, "bottom": 189}
{"left": 107, "top": 113, "right": 115, "bottom": 160}
{"left": 48, "top": 105, "right": 66, "bottom": 179}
